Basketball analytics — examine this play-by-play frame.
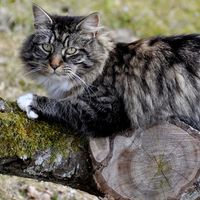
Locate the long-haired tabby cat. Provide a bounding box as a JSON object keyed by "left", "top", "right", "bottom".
{"left": 17, "top": 4, "right": 200, "bottom": 137}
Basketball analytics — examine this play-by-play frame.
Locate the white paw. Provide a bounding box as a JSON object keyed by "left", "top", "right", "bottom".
{"left": 17, "top": 93, "right": 33, "bottom": 111}
{"left": 17, "top": 93, "right": 38, "bottom": 119}
{"left": 27, "top": 110, "right": 38, "bottom": 119}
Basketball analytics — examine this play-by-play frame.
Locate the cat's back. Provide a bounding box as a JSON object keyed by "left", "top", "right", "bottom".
{"left": 115, "top": 34, "right": 200, "bottom": 82}
{"left": 122, "top": 34, "right": 200, "bottom": 83}
{"left": 146, "top": 34, "right": 200, "bottom": 49}
{"left": 117, "top": 34, "right": 200, "bottom": 129}
{"left": 127, "top": 34, "right": 200, "bottom": 60}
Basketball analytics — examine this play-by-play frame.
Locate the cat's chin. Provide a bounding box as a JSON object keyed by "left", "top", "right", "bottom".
{"left": 36, "top": 74, "right": 74, "bottom": 99}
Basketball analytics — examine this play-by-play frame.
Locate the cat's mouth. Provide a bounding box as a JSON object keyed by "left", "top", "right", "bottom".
{"left": 51, "top": 70, "right": 62, "bottom": 76}
{"left": 37, "top": 64, "right": 84, "bottom": 88}
{"left": 46, "top": 65, "right": 65, "bottom": 76}
{"left": 48, "top": 70, "right": 75, "bottom": 84}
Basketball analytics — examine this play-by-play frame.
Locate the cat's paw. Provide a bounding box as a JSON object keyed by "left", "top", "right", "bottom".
{"left": 17, "top": 93, "right": 38, "bottom": 119}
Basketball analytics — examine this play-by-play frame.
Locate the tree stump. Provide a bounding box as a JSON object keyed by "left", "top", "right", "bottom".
{"left": 90, "top": 121, "right": 200, "bottom": 200}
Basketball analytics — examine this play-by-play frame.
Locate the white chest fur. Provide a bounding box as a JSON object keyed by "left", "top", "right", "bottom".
{"left": 37, "top": 75, "right": 73, "bottom": 99}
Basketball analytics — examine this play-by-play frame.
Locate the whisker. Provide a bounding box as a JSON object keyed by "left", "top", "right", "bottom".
{"left": 64, "top": 70, "right": 90, "bottom": 95}
{"left": 69, "top": 70, "right": 96, "bottom": 95}
{"left": 22, "top": 68, "right": 42, "bottom": 77}
{"left": 69, "top": 73, "right": 105, "bottom": 112}
{"left": 26, "top": 61, "right": 47, "bottom": 68}
{"left": 67, "top": 71, "right": 101, "bottom": 108}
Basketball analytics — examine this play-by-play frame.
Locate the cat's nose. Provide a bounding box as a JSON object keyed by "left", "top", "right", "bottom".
{"left": 50, "top": 55, "right": 63, "bottom": 70}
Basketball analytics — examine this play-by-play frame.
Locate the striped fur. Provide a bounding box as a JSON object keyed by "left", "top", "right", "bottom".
{"left": 20, "top": 5, "right": 200, "bottom": 136}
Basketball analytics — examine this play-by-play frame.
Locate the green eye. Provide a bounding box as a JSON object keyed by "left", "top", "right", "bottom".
{"left": 66, "top": 47, "right": 77, "bottom": 55}
{"left": 42, "top": 43, "right": 52, "bottom": 52}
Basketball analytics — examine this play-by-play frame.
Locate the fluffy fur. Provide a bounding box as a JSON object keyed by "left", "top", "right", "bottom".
{"left": 18, "top": 4, "right": 200, "bottom": 137}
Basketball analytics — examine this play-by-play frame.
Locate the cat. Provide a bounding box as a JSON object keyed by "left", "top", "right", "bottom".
{"left": 17, "top": 4, "right": 200, "bottom": 137}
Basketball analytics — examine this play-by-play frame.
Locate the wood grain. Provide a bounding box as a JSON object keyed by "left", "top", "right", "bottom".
{"left": 90, "top": 121, "right": 200, "bottom": 200}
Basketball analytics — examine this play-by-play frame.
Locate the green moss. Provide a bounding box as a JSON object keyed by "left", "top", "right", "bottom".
{"left": 0, "top": 100, "right": 85, "bottom": 158}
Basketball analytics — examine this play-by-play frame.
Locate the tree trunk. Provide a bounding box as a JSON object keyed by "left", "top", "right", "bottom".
{"left": 0, "top": 98, "right": 200, "bottom": 200}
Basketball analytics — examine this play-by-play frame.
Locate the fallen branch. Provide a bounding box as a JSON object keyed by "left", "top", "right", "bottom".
{"left": 0, "top": 97, "right": 101, "bottom": 197}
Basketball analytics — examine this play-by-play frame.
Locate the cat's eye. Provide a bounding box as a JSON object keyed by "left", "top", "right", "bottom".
{"left": 65, "top": 47, "right": 78, "bottom": 55}
{"left": 42, "top": 43, "right": 53, "bottom": 52}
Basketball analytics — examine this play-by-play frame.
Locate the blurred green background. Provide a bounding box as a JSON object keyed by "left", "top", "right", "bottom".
{"left": 1, "top": 0, "right": 200, "bottom": 36}
{"left": 1, "top": 0, "right": 200, "bottom": 100}
{"left": 0, "top": 0, "right": 200, "bottom": 199}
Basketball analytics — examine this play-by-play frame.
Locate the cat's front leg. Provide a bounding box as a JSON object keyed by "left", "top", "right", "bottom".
{"left": 17, "top": 92, "right": 130, "bottom": 137}
{"left": 17, "top": 93, "right": 61, "bottom": 122}
{"left": 17, "top": 93, "right": 39, "bottom": 119}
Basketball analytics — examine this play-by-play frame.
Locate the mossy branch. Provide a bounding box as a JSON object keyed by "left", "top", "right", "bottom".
{"left": 0, "top": 98, "right": 101, "bottom": 197}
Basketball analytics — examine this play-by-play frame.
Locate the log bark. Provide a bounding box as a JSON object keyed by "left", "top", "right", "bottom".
{"left": 0, "top": 97, "right": 200, "bottom": 200}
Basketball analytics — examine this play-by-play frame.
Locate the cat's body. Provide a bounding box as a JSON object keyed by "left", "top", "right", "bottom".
{"left": 17, "top": 5, "right": 200, "bottom": 137}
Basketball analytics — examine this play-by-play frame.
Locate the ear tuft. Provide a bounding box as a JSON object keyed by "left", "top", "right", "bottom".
{"left": 76, "top": 12, "right": 102, "bottom": 34}
{"left": 32, "top": 4, "right": 53, "bottom": 29}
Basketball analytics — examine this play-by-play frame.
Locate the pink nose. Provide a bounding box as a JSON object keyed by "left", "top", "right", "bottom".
{"left": 50, "top": 55, "right": 63, "bottom": 70}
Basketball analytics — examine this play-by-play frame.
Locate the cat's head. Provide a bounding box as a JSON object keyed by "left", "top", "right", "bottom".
{"left": 21, "top": 4, "right": 113, "bottom": 98}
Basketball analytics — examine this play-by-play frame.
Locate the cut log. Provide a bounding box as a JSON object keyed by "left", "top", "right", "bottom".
{"left": 90, "top": 121, "right": 200, "bottom": 200}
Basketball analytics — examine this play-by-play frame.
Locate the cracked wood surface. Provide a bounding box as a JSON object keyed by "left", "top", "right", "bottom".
{"left": 90, "top": 120, "right": 200, "bottom": 200}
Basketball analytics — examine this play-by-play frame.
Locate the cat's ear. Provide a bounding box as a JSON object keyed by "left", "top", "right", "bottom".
{"left": 76, "top": 12, "right": 102, "bottom": 36}
{"left": 32, "top": 4, "right": 53, "bottom": 30}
